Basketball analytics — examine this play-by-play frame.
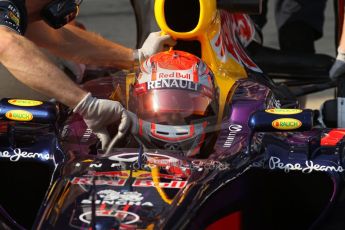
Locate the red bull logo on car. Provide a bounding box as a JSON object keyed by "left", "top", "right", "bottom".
{"left": 5, "top": 110, "right": 33, "bottom": 121}
{"left": 272, "top": 118, "right": 302, "bottom": 130}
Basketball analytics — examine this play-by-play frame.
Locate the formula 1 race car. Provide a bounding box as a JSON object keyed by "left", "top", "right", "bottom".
{"left": 1, "top": 0, "right": 345, "bottom": 230}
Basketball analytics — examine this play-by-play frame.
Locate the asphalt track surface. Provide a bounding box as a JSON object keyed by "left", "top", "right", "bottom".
{"left": 0, "top": 0, "right": 337, "bottom": 109}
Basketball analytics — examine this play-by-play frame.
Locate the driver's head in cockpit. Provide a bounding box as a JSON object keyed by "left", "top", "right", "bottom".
{"left": 129, "top": 50, "right": 219, "bottom": 157}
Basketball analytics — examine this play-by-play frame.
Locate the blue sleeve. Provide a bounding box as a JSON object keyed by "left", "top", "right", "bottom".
{"left": 0, "top": 0, "right": 27, "bottom": 35}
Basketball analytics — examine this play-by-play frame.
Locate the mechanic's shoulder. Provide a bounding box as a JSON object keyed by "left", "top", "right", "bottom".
{"left": 0, "top": 0, "right": 27, "bottom": 35}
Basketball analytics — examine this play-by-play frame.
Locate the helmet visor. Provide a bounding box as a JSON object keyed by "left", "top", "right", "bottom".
{"left": 136, "top": 89, "right": 215, "bottom": 125}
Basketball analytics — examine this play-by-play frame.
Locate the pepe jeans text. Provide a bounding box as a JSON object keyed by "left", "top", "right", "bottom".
{"left": 0, "top": 149, "right": 49, "bottom": 162}
{"left": 269, "top": 156, "right": 344, "bottom": 173}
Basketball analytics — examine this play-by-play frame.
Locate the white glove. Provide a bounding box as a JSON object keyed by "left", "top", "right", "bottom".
{"left": 329, "top": 49, "right": 345, "bottom": 81}
{"left": 73, "top": 93, "right": 130, "bottom": 150}
{"left": 134, "top": 31, "right": 176, "bottom": 62}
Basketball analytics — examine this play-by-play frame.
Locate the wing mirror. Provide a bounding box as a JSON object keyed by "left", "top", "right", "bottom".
{"left": 249, "top": 109, "right": 314, "bottom": 132}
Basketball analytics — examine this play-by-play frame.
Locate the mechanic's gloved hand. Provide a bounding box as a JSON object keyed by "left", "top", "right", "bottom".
{"left": 329, "top": 49, "right": 345, "bottom": 81}
{"left": 134, "top": 31, "right": 176, "bottom": 62}
{"left": 73, "top": 93, "right": 130, "bottom": 150}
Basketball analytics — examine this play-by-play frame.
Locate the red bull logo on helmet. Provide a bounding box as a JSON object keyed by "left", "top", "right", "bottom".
{"left": 158, "top": 72, "right": 192, "bottom": 80}
{"left": 156, "top": 65, "right": 194, "bottom": 82}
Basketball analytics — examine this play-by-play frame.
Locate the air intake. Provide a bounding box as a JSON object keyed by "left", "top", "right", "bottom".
{"left": 164, "top": 0, "right": 200, "bottom": 32}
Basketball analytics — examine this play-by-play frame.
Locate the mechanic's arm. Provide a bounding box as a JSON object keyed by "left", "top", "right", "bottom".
{"left": 0, "top": 27, "right": 129, "bottom": 148}
{"left": 25, "top": 21, "right": 176, "bottom": 69}
{"left": 0, "top": 27, "right": 86, "bottom": 107}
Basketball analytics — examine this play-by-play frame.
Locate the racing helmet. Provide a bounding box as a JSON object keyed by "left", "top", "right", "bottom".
{"left": 129, "top": 50, "right": 219, "bottom": 157}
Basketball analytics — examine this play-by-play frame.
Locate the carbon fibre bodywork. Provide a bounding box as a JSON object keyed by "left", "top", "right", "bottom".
{"left": 0, "top": 73, "right": 344, "bottom": 229}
